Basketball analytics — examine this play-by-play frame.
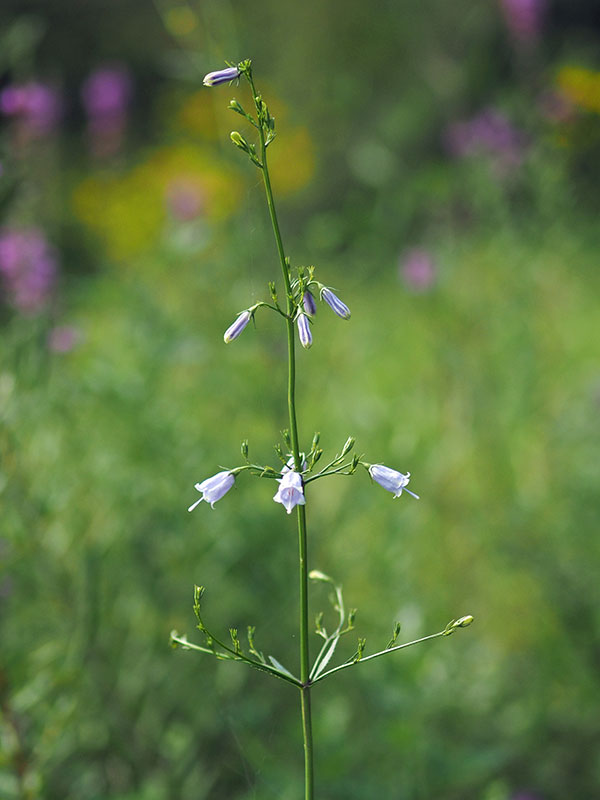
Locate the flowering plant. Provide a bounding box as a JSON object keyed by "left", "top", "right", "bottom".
{"left": 171, "top": 59, "right": 473, "bottom": 799}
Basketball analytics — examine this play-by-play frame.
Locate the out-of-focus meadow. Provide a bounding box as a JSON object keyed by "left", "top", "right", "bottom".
{"left": 1, "top": 1, "right": 600, "bottom": 798}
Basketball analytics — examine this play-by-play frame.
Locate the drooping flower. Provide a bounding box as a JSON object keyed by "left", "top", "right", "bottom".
{"left": 188, "top": 471, "right": 235, "bottom": 511}
{"left": 321, "top": 287, "right": 351, "bottom": 319}
{"left": 224, "top": 310, "right": 251, "bottom": 343}
{"left": 273, "top": 470, "right": 305, "bottom": 514}
{"left": 203, "top": 67, "right": 241, "bottom": 87}
{"left": 368, "top": 464, "right": 419, "bottom": 499}
{"left": 303, "top": 290, "right": 317, "bottom": 316}
{"left": 297, "top": 313, "right": 312, "bottom": 349}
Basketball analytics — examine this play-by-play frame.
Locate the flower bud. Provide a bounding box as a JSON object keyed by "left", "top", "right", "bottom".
{"left": 203, "top": 66, "right": 241, "bottom": 87}
{"left": 224, "top": 310, "right": 251, "bottom": 343}
{"left": 341, "top": 436, "right": 355, "bottom": 457}
{"left": 303, "top": 290, "right": 317, "bottom": 316}
{"left": 297, "top": 313, "right": 312, "bottom": 349}
{"left": 230, "top": 131, "right": 248, "bottom": 151}
{"left": 454, "top": 615, "right": 474, "bottom": 628}
{"left": 321, "top": 287, "right": 351, "bottom": 319}
{"left": 228, "top": 99, "right": 245, "bottom": 114}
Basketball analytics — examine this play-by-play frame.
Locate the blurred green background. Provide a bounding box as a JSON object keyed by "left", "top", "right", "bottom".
{"left": 1, "top": 1, "right": 600, "bottom": 798}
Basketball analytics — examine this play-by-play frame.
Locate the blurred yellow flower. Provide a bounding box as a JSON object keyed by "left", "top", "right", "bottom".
{"left": 72, "top": 144, "right": 243, "bottom": 260}
{"left": 556, "top": 65, "right": 600, "bottom": 113}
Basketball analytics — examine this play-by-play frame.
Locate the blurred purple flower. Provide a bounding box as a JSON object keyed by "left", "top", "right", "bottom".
{"left": 400, "top": 248, "right": 437, "bottom": 292}
{"left": 81, "top": 65, "right": 133, "bottom": 158}
{"left": 0, "top": 228, "right": 57, "bottom": 314}
{"left": 48, "top": 325, "right": 82, "bottom": 353}
{"left": 510, "top": 793, "right": 544, "bottom": 800}
{"left": 81, "top": 65, "right": 132, "bottom": 119}
{"left": 0, "top": 82, "right": 62, "bottom": 138}
{"left": 500, "top": 0, "right": 547, "bottom": 42}
{"left": 444, "top": 108, "right": 526, "bottom": 171}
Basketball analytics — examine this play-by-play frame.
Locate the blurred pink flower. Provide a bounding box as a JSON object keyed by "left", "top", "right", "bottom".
{"left": 48, "top": 325, "right": 82, "bottom": 353}
{"left": 165, "top": 180, "right": 206, "bottom": 221}
{"left": 0, "top": 227, "right": 57, "bottom": 314}
{"left": 0, "top": 82, "right": 62, "bottom": 139}
{"left": 500, "top": 0, "right": 547, "bottom": 42}
{"left": 399, "top": 248, "right": 437, "bottom": 292}
{"left": 538, "top": 90, "right": 575, "bottom": 124}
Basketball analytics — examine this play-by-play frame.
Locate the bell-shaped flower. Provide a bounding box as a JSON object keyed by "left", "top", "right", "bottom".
{"left": 224, "top": 310, "right": 251, "bottom": 343}
{"left": 303, "top": 290, "right": 317, "bottom": 316}
{"left": 188, "top": 471, "right": 235, "bottom": 511}
{"left": 273, "top": 469, "right": 305, "bottom": 514}
{"left": 321, "top": 287, "right": 351, "bottom": 319}
{"left": 368, "top": 464, "right": 419, "bottom": 499}
{"left": 297, "top": 313, "right": 312, "bottom": 349}
{"left": 203, "top": 66, "right": 241, "bottom": 87}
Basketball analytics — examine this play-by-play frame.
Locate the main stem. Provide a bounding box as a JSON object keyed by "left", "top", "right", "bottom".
{"left": 252, "top": 76, "right": 314, "bottom": 800}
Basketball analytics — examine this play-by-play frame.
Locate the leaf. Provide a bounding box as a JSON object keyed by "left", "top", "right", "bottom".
{"left": 268, "top": 655, "right": 297, "bottom": 681}
{"left": 312, "top": 635, "right": 341, "bottom": 680}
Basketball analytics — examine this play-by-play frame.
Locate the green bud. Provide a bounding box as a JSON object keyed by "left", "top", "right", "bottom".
{"left": 230, "top": 131, "right": 248, "bottom": 150}
{"left": 386, "top": 621, "right": 402, "bottom": 649}
{"left": 309, "top": 569, "right": 332, "bottom": 583}
{"left": 241, "top": 439, "right": 249, "bottom": 459}
{"left": 229, "top": 627, "right": 241, "bottom": 654}
{"left": 229, "top": 99, "right": 245, "bottom": 115}
{"left": 341, "top": 436, "right": 355, "bottom": 457}
{"left": 355, "top": 637, "right": 366, "bottom": 661}
{"left": 454, "top": 615, "right": 474, "bottom": 628}
{"left": 347, "top": 608, "right": 357, "bottom": 628}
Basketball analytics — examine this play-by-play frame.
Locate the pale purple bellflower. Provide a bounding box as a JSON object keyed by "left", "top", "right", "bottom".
{"left": 297, "top": 313, "right": 312, "bottom": 349}
{"left": 273, "top": 470, "right": 306, "bottom": 514}
{"left": 224, "top": 310, "right": 251, "bottom": 343}
{"left": 321, "top": 287, "right": 351, "bottom": 319}
{"left": 368, "top": 465, "right": 419, "bottom": 499}
{"left": 188, "top": 471, "right": 235, "bottom": 511}
{"left": 203, "top": 67, "right": 241, "bottom": 87}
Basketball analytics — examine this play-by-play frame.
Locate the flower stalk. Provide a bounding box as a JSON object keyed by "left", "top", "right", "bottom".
{"left": 245, "top": 65, "right": 315, "bottom": 799}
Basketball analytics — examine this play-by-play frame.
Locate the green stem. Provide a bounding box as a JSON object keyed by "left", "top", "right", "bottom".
{"left": 249, "top": 72, "right": 314, "bottom": 800}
